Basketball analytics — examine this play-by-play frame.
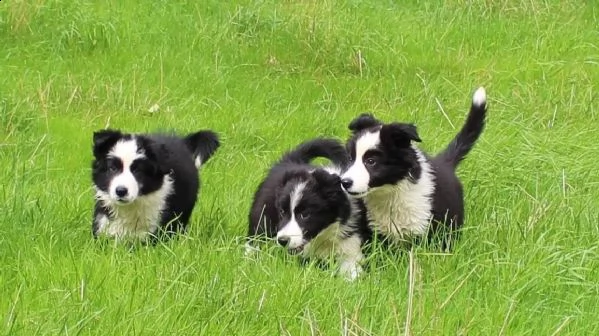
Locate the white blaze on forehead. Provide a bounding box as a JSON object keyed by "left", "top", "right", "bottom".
{"left": 353, "top": 130, "right": 381, "bottom": 160}
{"left": 321, "top": 165, "right": 342, "bottom": 176}
{"left": 107, "top": 138, "right": 145, "bottom": 202}
{"left": 289, "top": 182, "right": 306, "bottom": 210}
{"left": 108, "top": 138, "right": 145, "bottom": 167}
{"left": 276, "top": 182, "right": 307, "bottom": 249}
{"left": 342, "top": 130, "right": 380, "bottom": 194}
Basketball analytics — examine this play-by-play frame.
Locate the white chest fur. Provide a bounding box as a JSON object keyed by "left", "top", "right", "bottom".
{"left": 95, "top": 176, "right": 174, "bottom": 240}
{"left": 303, "top": 200, "right": 365, "bottom": 280}
{"left": 364, "top": 151, "right": 435, "bottom": 240}
{"left": 304, "top": 221, "right": 364, "bottom": 281}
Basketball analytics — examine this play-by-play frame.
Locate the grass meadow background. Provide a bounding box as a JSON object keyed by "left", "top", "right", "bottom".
{"left": 1, "top": 0, "right": 598, "bottom": 334}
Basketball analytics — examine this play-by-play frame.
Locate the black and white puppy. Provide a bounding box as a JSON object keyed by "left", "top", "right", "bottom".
{"left": 340, "top": 87, "right": 487, "bottom": 248}
{"left": 248, "top": 138, "right": 370, "bottom": 280}
{"left": 91, "top": 129, "right": 220, "bottom": 242}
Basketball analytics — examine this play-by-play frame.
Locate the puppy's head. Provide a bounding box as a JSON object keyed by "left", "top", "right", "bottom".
{"left": 275, "top": 168, "right": 348, "bottom": 254}
{"left": 341, "top": 113, "right": 422, "bottom": 198}
{"left": 92, "top": 129, "right": 169, "bottom": 206}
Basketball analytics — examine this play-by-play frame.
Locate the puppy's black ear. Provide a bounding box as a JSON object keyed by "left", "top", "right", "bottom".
{"left": 275, "top": 171, "right": 297, "bottom": 201}
{"left": 139, "top": 137, "right": 170, "bottom": 176}
{"left": 184, "top": 130, "right": 220, "bottom": 167}
{"left": 312, "top": 169, "right": 339, "bottom": 184}
{"left": 380, "top": 122, "right": 421, "bottom": 147}
{"left": 93, "top": 129, "right": 122, "bottom": 158}
{"left": 348, "top": 113, "right": 382, "bottom": 133}
{"left": 312, "top": 169, "right": 343, "bottom": 200}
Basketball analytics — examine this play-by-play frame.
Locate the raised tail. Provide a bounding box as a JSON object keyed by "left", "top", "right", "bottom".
{"left": 437, "top": 87, "right": 487, "bottom": 168}
{"left": 184, "top": 130, "right": 220, "bottom": 168}
{"left": 279, "top": 138, "right": 349, "bottom": 167}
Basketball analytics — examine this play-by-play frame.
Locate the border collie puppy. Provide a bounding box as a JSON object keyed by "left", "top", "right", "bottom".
{"left": 340, "top": 87, "right": 487, "bottom": 249}
{"left": 248, "top": 138, "right": 370, "bottom": 280}
{"left": 91, "top": 129, "right": 220, "bottom": 242}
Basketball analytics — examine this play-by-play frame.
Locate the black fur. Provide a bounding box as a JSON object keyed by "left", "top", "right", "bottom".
{"left": 348, "top": 113, "right": 381, "bottom": 132}
{"left": 427, "top": 96, "right": 487, "bottom": 239}
{"left": 184, "top": 130, "right": 220, "bottom": 165}
{"left": 278, "top": 138, "right": 350, "bottom": 166}
{"left": 91, "top": 129, "right": 220, "bottom": 241}
{"left": 437, "top": 99, "right": 487, "bottom": 167}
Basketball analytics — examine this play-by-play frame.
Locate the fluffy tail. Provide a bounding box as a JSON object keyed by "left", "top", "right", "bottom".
{"left": 437, "top": 87, "right": 487, "bottom": 168}
{"left": 184, "top": 130, "right": 220, "bottom": 168}
{"left": 279, "top": 138, "right": 349, "bottom": 167}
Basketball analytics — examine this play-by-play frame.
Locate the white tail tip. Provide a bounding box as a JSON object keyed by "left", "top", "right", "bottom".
{"left": 194, "top": 156, "right": 203, "bottom": 169}
{"left": 472, "top": 87, "right": 486, "bottom": 107}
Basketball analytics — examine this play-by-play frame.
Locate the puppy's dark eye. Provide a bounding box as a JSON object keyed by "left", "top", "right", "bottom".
{"left": 365, "top": 157, "right": 377, "bottom": 166}
{"left": 278, "top": 208, "right": 286, "bottom": 217}
{"left": 132, "top": 159, "right": 152, "bottom": 173}
{"left": 107, "top": 159, "right": 119, "bottom": 173}
{"left": 130, "top": 161, "right": 143, "bottom": 173}
{"left": 299, "top": 211, "right": 310, "bottom": 220}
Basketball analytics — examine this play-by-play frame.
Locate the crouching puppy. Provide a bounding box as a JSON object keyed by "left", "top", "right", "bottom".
{"left": 91, "top": 129, "right": 220, "bottom": 242}
{"left": 248, "top": 138, "right": 370, "bottom": 280}
{"left": 341, "top": 87, "right": 488, "bottom": 249}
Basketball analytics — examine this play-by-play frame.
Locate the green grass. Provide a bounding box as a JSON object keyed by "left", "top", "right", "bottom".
{"left": 1, "top": 0, "right": 598, "bottom": 334}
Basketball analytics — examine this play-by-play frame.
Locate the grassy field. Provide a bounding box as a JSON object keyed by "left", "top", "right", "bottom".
{"left": 1, "top": 0, "right": 598, "bottom": 334}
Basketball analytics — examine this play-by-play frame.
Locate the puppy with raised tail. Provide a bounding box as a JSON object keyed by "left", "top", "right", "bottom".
{"left": 91, "top": 129, "right": 220, "bottom": 242}
{"left": 341, "top": 87, "right": 488, "bottom": 248}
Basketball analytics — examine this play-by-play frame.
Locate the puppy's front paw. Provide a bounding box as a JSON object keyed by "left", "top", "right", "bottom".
{"left": 339, "top": 261, "right": 362, "bottom": 281}
{"left": 244, "top": 241, "right": 261, "bottom": 257}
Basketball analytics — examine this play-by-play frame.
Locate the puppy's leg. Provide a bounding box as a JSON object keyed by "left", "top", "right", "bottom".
{"left": 158, "top": 211, "right": 185, "bottom": 241}
{"left": 337, "top": 234, "right": 365, "bottom": 281}
{"left": 92, "top": 202, "right": 110, "bottom": 239}
{"left": 245, "top": 208, "right": 275, "bottom": 256}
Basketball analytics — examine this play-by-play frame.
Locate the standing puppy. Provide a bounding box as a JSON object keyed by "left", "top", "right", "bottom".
{"left": 340, "top": 87, "right": 487, "bottom": 248}
{"left": 91, "top": 129, "right": 220, "bottom": 242}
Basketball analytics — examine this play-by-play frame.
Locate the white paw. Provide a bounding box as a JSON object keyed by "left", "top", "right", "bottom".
{"left": 244, "top": 241, "right": 260, "bottom": 257}
{"left": 339, "top": 261, "right": 362, "bottom": 281}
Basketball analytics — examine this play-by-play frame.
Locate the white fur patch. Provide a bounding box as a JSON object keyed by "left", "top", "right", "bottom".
{"left": 342, "top": 130, "right": 380, "bottom": 194}
{"left": 95, "top": 214, "right": 109, "bottom": 232}
{"left": 337, "top": 234, "right": 364, "bottom": 281}
{"left": 364, "top": 148, "right": 435, "bottom": 239}
{"left": 303, "top": 223, "right": 364, "bottom": 281}
{"left": 304, "top": 221, "right": 342, "bottom": 259}
{"left": 194, "top": 156, "right": 202, "bottom": 169}
{"left": 473, "top": 87, "right": 486, "bottom": 107}
{"left": 321, "top": 165, "right": 342, "bottom": 176}
{"left": 108, "top": 139, "right": 145, "bottom": 203}
{"left": 95, "top": 175, "right": 174, "bottom": 240}
{"left": 276, "top": 182, "right": 307, "bottom": 248}
{"left": 303, "top": 199, "right": 365, "bottom": 281}
{"left": 244, "top": 241, "right": 260, "bottom": 256}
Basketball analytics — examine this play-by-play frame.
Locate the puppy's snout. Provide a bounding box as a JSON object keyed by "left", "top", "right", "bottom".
{"left": 277, "top": 236, "right": 290, "bottom": 246}
{"left": 341, "top": 178, "right": 353, "bottom": 190}
{"left": 115, "top": 186, "right": 128, "bottom": 198}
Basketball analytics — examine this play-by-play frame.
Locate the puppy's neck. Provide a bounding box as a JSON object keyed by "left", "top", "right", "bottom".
{"left": 95, "top": 175, "right": 174, "bottom": 239}
{"left": 364, "top": 150, "right": 435, "bottom": 239}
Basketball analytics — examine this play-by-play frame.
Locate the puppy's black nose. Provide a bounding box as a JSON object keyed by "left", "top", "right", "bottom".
{"left": 115, "top": 186, "right": 128, "bottom": 198}
{"left": 277, "top": 237, "right": 289, "bottom": 246}
{"left": 341, "top": 178, "right": 353, "bottom": 190}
